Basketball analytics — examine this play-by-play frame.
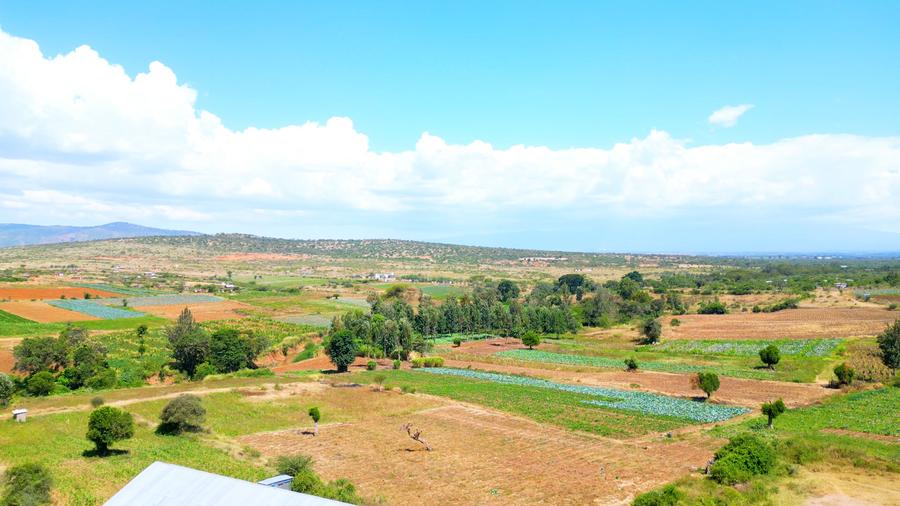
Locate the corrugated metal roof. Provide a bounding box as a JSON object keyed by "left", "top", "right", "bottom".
{"left": 103, "top": 462, "right": 349, "bottom": 506}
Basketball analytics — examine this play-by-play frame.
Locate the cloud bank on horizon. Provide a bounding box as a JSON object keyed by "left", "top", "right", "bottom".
{"left": 0, "top": 28, "right": 898, "bottom": 252}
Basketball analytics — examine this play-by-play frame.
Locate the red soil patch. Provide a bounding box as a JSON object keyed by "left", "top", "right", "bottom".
{"left": 240, "top": 399, "right": 718, "bottom": 505}
{"left": 0, "top": 301, "right": 100, "bottom": 323}
{"left": 134, "top": 301, "right": 250, "bottom": 322}
{"left": 0, "top": 340, "right": 17, "bottom": 373}
{"left": 665, "top": 308, "right": 896, "bottom": 340}
{"left": 0, "top": 286, "right": 122, "bottom": 300}
{"left": 270, "top": 354, "right": 375, "bottom": 373}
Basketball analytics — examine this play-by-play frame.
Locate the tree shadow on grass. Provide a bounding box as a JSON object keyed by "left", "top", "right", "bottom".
{"left": 82, "top": 448, "right": 128, "bottom": 458}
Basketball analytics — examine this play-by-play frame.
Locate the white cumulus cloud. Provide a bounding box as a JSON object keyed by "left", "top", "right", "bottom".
{"left": 0, "top": 28, "right": 898, "bottom": 241}
{"left": 708, "top": 104, "right": 754, "bottom": 127}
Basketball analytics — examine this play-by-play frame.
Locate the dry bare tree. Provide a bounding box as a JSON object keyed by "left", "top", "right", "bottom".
{"left": 402, "top": 422, "right": 431, "bottom": 451}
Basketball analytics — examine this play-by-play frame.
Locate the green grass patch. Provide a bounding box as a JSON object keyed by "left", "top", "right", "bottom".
{"left": 0, "top": 309, "right": 32, "bottom": 323}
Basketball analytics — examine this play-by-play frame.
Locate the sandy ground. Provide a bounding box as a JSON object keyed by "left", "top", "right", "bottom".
{"left": 0, "top": 300, "right": 100, "bottom": 323}
{"left": 665, "top": 307, "right": 896, "bottom": 340}
{"left": 443, "top": 358, "right": 834, "bottom": 408}
{"left": 0, "top": 286, "right": 122, "bottom": 300}
{"left": 0, "top": 339, "right": 17, "bottom": 373}
{"left": 240, "top": 393, "right": 718, "bottom": 505}
{"left": 133, "top": 300, "right": 250, "bottom": 321}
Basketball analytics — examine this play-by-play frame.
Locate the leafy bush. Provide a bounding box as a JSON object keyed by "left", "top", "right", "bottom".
{"left": 761, "top": 398, "right": 786, "bottom": 428}
{"left": 697, "top": 300, "right": 728, "bottom": 314}
{"left": 193, "top": 362, "right": 218, "bottom": 380}
{"left": 877, "top": 319, "right": 900, "bottom": 373}
{"left": 624, "top": 358, "right": 638, "bottom": 371}
{"left": 694, "top": 372, "right": 720, "bottom": 400}
{"left": 26, "top": 372, "right": 55, "bottom": 397}
{"left": 632, "top": 484, "right": 682, "bottom": 506}
{"left": 521, "top": 332, "right": 541, "bottom": 349}
{"left": 832, "top": 363, "right": 855, "bottom": 386}
{"left": 669, "top": 318, "right": 681, "bottom": 327}
{"left": 1, "top": 463, "right": 53, "bottom": 506}
{"left": 276, "top": 454, "right": 313, "bottom": 476}
{"left": 392, "top": 359, "right": 401, "bottom": 370}
{"left": 452, "top": 337, "right": 463, "bottom": 347}
{"left": 0, "top": 373, "right": 13, "bottom": 406}
{"left": 86, "top": 406, "right": 134, "bottom": 453}
{"left": 325, "top": 329, "right": 358, "bottom": 372}
{"left": 640, "top": 318, "right": 662, "bottom": 344}
{"left": 759, "top": 345, "right": 781, "bottom": 370}
{"left": 158, "top": 394, "right": 206, "bottom": 434}
{"left": 709, "top": 435, "right": 775, "bottom": 485}
{"left": 366, "top": 360, "right": 377, "bottom": 371}
{"left": 411, "top": 357, "right": 444, "bottom": 368}
{"left": 90, "top": 396, "right": 105, "bottom": 408}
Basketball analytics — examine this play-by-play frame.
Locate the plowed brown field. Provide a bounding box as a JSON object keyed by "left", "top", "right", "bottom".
{"left": 0, "top": 286, "right": 122, "bottom": 300}
{"left": 0, "top": 301, "right": 100, "bottom": 323}
{"left": 665, "top": 308, "right": 895, "bottom": 340}
{"left": 240, "top": 395, "right": 718, "bottom": 505}
{"left": 134, "top": 300, "right": 250, "bottom": 322}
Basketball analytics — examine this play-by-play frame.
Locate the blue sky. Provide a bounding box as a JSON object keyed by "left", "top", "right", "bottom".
{"left": 0, "top": 1, "right": 899, "bottom": 253}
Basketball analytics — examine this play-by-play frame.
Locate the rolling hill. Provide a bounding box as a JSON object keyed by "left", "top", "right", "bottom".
{"left": 0, "top": 222, "right": 201, "bottom": 247}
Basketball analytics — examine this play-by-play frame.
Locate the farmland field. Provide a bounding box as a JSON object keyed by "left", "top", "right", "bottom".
{"left": 643, "top": 338, "right": 843, "bottom": 357}
{"left": 665, "top": 307, "right": 896, "bottom": 340}
{"left": 0, "top": 300, "right": 101, "bottom": 322}
{"left": 48, "top": 299, "right": 146, "bottom": 319}
{"left": 0, "top": 285, "right": 124, "bottom": 300}
{"left": 133, "top": 300, "right": 250, "bottom": 322}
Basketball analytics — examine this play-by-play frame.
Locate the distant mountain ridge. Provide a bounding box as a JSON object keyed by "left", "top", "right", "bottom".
{"left": 0, "top": 222, "right": 201, "bottom": 247}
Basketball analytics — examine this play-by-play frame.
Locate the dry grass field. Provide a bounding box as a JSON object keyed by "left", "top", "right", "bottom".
{"left": 134, "top": 300, "right": 252, "bottom": 322}
{"left": 239, "top": 388, "right": 719, "bottom": 505}
{"left": 664, "top": 307, "right": 896, "bottom": 340}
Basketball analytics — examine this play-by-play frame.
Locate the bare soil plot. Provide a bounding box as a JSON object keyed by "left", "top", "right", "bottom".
{"left": 240, "top": 397, "right": 718, "bottom": 505}
{"left": 665, "top": 308, "right": 896, "bottom": 340}
{"left": 134, "top": 300, "right": 251, "bottom": 322}
{"left": 443, "top": 359, "right": 833, "bottom": 408}
{"left": 0, "top": 340, "right": 17, "bottom": 373}
{"left": 0, "top": 286, "right": 122, "bottom": 300}
{"left": 0, "top": 300, "right": 100, "bottom": 323}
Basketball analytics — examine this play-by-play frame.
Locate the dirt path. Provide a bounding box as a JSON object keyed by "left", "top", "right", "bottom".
{"left": 240, "top": 398, "right": 719, "bottom": 505}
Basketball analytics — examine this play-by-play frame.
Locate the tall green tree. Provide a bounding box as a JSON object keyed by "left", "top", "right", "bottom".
{"left": 86, "top": 407, "right": 134, "bottom": 454}
{"left": 166, "top": 308, "right": 210, "bottom": 377}
{"left": 877, "top": 320, "right": 900, "bottom": 374}
{"left": 325, "top": 330, "right": 358, "bottom": 373}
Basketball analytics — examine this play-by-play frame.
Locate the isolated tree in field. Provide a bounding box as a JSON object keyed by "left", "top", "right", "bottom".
{"left": 624, "top": 358, "right": 638, "bottom": 371}
{"left": 877, "top": 320, "right": 900, "bottom": 374}
{"left": 308, "top": 407, "right": 321, "bottom": 436}
{"left": 761, "top": 398, "right": 786, "bottom": 429}
{"left": 166, "top": 308, "right": 210, "bottom": 377}
{"left": 325, "top": 329, "right": 357, "bottom": 373}
{"left": 641, "top": 318, "right": 662, "bottom": 344}
{"left": 833, "top": 363, "right": 855, "bottom": 386}
{"left": 86, "top": 406, "right": 134, "bottom": 454}
{"left": 136, "top": 324, "right": 148, "bottom": 357}
{"left": 758, "top": 345, "right": 780, "bottom": 370}
{"left": 158, "top": 394, "right": 206, "bottom": 434}
{"left": 0, "top": 373, "right": 14, "bottom": 406}
{"left": 693, "top": 372, "right": 720, "bottom": 400}
{"left": 521, "top": 331, "right": 541, "bottom": 350}
{"left": 1, "top": 463, "right": 53, "bottom": 506}
{"left": 497, "top": 279, "right": 520, "bottom": 302}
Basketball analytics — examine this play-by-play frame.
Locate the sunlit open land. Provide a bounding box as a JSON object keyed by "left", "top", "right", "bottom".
{"left": 0, "top": 236, "right": 898, "bottom": 505}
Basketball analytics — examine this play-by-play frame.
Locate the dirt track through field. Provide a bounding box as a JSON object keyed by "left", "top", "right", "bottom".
{"left": 240, "top": 399, "right": 718, "bottom": 505}
{"left": 665, "top": 308, "right": 896, "bottom": 340}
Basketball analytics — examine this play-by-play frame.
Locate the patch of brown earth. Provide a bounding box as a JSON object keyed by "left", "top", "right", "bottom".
{"left": 0, "top": 301, "right": 100, "bottom": 323}
{"left": 665, "top": 308, "right": 896, "bottom": 340}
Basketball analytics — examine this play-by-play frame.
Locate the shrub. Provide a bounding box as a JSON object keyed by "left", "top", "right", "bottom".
{"left": 84, "top": 368, "right": 117, "bottom": 390}
{"left": 698, "top": 300, "right": 728, "bottom": 314}
{"left": 761, "top": 398, "right": 786, "bottom": 428}
{"left": 412, "top": 357, "right": 443, "bottom": 368}
{"left": 411, "top": 358, "right": 424, "bottom": 368}
{"left": 1, "top": 463, "right": 53, "bottom": 506}
{"left": 158, "top": 394, "right": 206, "bottom": 434}
{"left": 309, "top": 406, "right": 321, "bottom": 436}
{"left": 0, "top": 373, "right": 14, "bottom": 406}
{"left": 694, "top": 372, "right": 720, "bottom": 400}
{"left": 709, "top": 435, "right": 775, "bottom": 485}
{"left": 26, "top": 372, "right": 55, "bottom": 397}
{"left": 632, "top": 484, "right": 682, "bottom": 506}
{"left": 373, "top": 374, "right": 386, "bottom": 385}
{"left": 624, "top": 358, "right": 638, "bottom": 371}
{"left": 90, "top": 396, "right": 105, "bottom": 408}
{"left": 392, "top": 359, "right": 401, "bottom": 370}
{"left": 86, "top": 406, "right": 134, "bottom": 454}
{"left": 366, "top": 360, "right": 377, "bottom": 371}
{"left": 291, "top": 468, "right": 323, "bottom": 494}
{"left": 669, "top": 318, "right": 681, "bottom": 327}
{"left": 832, "top": 363, "right": 855, "bottom": 386}
{"left": 452, "top": 337, "right": 463, "bottom": 347}
{"left": 640, "top": 318, "right": 662, "bottom": 344}
{"left": 521, "top": 332, "right": 541, "bottom": 350}
{"left": 759, "top": 345, "right": 781, "bottom": 370}
{"left": 275, "top": 454, "right": 313, "bottom": 476}
{"left": 193, "top": 362, "right": 218, "bottom": 380}
{"left": 876, "top": 319, "right": 900, "bottom": 373}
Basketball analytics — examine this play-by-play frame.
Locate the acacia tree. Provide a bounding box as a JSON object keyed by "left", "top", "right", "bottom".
{"left": 308, "top": 407, "right": 321, "bottom": 436}
{"left": 877, "top": 320, "right": 900, "bottom": 374}
{"left": 761, "top": 398, "right": 786, "bottom": 428}
{"left": 694, "top": 372, "right": 720, "bottom": 400}
{"left": 325, "top": 330, "right": 357, "bottom": 373}
{"left": 759, "top": 345, "right": 781, "bottom": 370}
